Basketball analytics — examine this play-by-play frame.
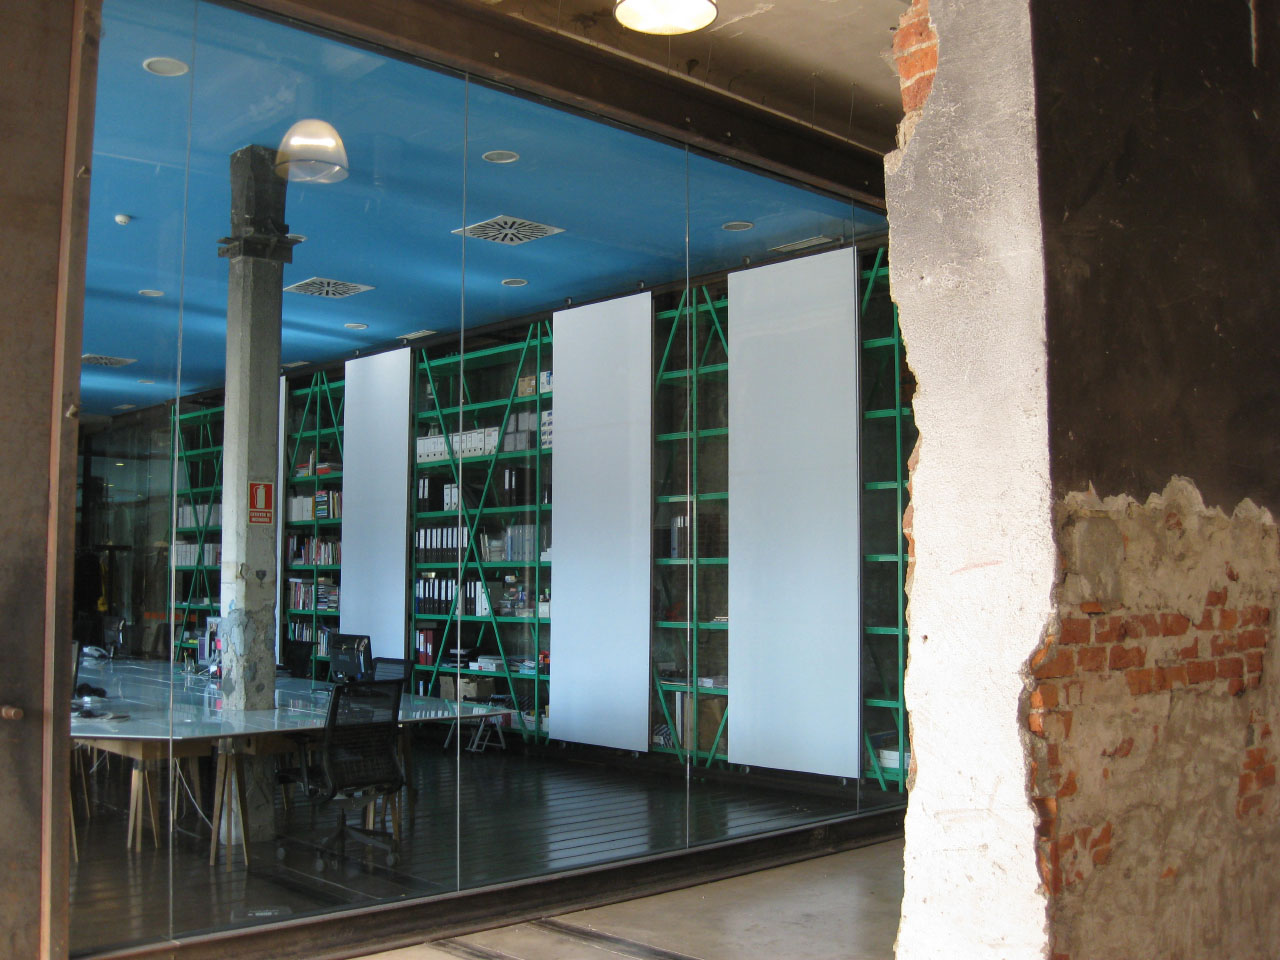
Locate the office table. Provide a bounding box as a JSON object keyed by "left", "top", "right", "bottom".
{"left": 71, "top": 658, "right": 514, "bottom": 858}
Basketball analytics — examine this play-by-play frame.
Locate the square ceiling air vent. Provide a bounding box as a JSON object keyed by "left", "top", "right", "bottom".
{"left": 284, "top": 277, "right": 374, "bottom": 298}
{"left": 81, "top": 353, "right": 137, "bottom": 367}
{"left": 453, "top": 215, "right": 564, "bottom": 245}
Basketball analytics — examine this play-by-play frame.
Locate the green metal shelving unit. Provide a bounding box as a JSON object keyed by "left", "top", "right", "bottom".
{"left": 859, "top": 244, "right": 912, "bottom": 791}
{"left": 650, "top": 285, "right": 731, "bottom": 766}
{"left": 281, "top": 370, "right": 345, "bottom": 679}
{"left": 409, "top": 321, "right": 553, "bottom": 739}
{"left": 170, "top": 403, "right": 224, "bottom": 659}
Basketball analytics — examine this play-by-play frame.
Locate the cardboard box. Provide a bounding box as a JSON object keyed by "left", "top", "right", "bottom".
{"left": 517, "top": 375, "right": 536, "bottom": 396}
{"left": 458, "top": 677, "right": 494, "bottom": 700}
{"left": 437, "top": 676, "right": 456, "bottom": 700}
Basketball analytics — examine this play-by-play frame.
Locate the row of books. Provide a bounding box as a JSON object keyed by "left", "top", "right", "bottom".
{"left": 502, "top": 409, "right": 553, "bottom": 452}
{"left": 287, "top": 576, "right": 339, "bottom": 611}
{"left": 416, "top": 427, "right": 500, "bottom": 463}
{"left": 414, "top": 524, "right": 470, "bottom": 563}
{"left": 285, "top": 621, "right": 337, "bottom": 655}
{"left": 416, "top": 470, "right": 549, "bottom": 513}
{"left": 287, "top": 534, "right": 340, "bottom": 566}
{"left": 173, "top": 541, "right": 220, "bottom": 566}
{"left": 287, "top": 490, "right": 343, "bottom": 521}
{"left": 177, "top": 502, "right": 221, "bottom": 528}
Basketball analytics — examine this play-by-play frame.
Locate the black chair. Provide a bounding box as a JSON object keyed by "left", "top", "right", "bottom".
{"left": 370, "top": 656, "right": 410, "bottom": 690}
{"left": 284, "top": 680, "right": 405, "bottom": 870}
{"left": 328, "top": 633, "right": 370, "bottom": 682}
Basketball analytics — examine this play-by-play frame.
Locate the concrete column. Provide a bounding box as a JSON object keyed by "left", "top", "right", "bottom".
{"left": 885, "top": 0, "right": 1053, "bottom": 956}
{"left": 217, "top": 145, "right": 297, "bottom": 841}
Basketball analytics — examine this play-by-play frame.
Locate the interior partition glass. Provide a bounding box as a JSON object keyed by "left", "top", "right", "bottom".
{"left": 72, "top": 0, "right": 902, "bottom": 953}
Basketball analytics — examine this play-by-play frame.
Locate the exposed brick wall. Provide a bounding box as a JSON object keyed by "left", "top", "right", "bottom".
{"left": 1028, "top": 479, "right": 1280, "bottom": 959}
{"left": 893, "top": 0, "right": 938, "bottom": 114}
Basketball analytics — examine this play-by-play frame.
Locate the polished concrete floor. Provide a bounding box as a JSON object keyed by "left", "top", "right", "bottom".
{"left": 356, "top": 838, "right": 905, "bottom": 960}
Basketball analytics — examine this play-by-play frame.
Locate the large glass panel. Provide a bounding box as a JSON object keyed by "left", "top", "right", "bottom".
{"left": 72, "top": 0, "right": 903, "bottom": 952}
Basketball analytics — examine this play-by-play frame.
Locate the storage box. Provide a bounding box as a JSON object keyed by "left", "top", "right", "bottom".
{"left": 516, "top": 375, "right": 536, "bottom": 396}
{"left": 437, "top": 676, "right": 456, "bottom": 700}
{"left": 458, "top": 677, "right": 494, "bottom": 700}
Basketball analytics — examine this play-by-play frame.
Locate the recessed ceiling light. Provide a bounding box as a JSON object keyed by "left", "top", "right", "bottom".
{"left": 615, "top": 0, "right": 717, "bottom": 35}
{"left": 113, "top": 403, "right": 136, "bottom": 411}
{"left": 138, "top": 289, "right": 164, "bottom": 297}
{"left": 115, "top": 462, "right": 125, "bottom": 467}
{"left": 501, "top": 278, "right": 528, "bottom": 287}
{"left": 344, "top": 322, "right": 368, "bottom": 330}
{"left": 482, "top": 150, "right": 520, "bottom": 164}
{"left": 142, "top": 56, "right": 190, "bottom": 77}
{"left": 769, "top": 235, "right": 838, "bottom": 254}
{"left": 137, "top": 379, "right": 155, "bottom": 384}
{"left": 281, "top": 360, "right": 310, "bottom": 369}
{"left": 721, "top": 220, "right": 754, "bottom": 232}
{"left": 287, "top": 234, "right": 307, "bottom": 243}
{"left": 398, "top": 329, "right": 438, "bottom": 339}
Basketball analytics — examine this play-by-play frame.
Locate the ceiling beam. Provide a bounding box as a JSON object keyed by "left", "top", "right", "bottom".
{"left": 228, "top": 0, "right": 887, "bottom": 208}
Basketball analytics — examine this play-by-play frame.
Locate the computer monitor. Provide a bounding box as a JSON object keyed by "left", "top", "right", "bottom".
{"left": 328, "top": 634, "right": 370, "bottom": 682}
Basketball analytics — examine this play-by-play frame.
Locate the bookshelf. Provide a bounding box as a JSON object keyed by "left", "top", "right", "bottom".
{"left": 410, "top": 321, "right": 553, "bottom": 738}
{"left": 281, "top": 370, "right": 345, "bottom": 679}
{"left": 859, "top": 244, "right": 913, "bottom": 791}
{"left": 171, "top": 402, "right": 224, "bottom": 659}
{"left": 650, "top": 284, "right": 731, "bottom": 765}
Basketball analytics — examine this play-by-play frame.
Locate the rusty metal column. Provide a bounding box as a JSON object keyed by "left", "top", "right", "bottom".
{"left": 216, "top": 145, "right": 297, "bottom": 843}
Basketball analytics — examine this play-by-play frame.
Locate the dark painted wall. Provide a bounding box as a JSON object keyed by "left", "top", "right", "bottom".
{"left": 1032, "top": 0, "right": 1280, "bottom": 511}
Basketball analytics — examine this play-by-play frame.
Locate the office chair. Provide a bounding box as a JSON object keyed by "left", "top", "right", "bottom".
{"left": 282, "top": 680, "right": 405, "bottom": 870}
{"left": 370, "top": 656, "right": 410, "bottom": 690}
{"left": 328, "top": 633, "right": 370, "bottom": 682}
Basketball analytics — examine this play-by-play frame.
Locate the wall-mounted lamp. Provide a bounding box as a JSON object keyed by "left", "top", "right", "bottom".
{"left": 614, "top": 0, "right": 717, "bottom": 35}
{"left": 275, "top": 119, "right": 349, "bottom": 183}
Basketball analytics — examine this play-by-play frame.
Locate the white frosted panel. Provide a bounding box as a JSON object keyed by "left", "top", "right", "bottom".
{"left": 276, "top": 376, "right": 287, "bottom": 655}
{"left": 728, "top": 249, "right": 861, "bottom": 778}
{"left": 341, "top": 349, "right": 410, "bottom": 660}
{"left": 550, "top": 293, "right": 652, "bottom": 750}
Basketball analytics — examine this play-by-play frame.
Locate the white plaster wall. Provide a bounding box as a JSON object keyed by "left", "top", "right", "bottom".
{"left": 885, "top": 0, "right": 1054, "bottom": 955}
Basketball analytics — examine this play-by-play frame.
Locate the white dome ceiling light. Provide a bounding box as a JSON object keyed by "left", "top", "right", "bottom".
{"left": 275, "top": 119, "right": 349, "bottom": 184}
{"left": 614, "top": 0, "right": 717, "bottom": 35}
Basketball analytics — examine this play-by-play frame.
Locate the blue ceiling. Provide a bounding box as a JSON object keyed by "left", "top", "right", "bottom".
{"left": 81, "top": 0, "right": 885, "bottom": 416}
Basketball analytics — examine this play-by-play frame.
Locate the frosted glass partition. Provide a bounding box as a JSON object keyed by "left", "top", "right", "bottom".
{"left": 341, "top": 348, "right": 411, "bottom": 659}
{"left": 550, "top": 293, "right": 653, "bottom": 750}
{"left": 727, "top": 249, "right": 861, "bottom": 778}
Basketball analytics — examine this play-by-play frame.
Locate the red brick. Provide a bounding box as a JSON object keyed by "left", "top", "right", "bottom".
{"left": 1160, "top": 865, "right": 1178, "bottom": 880}
{"left": 1034, "top": 648, "right": 1076, "bottom": 680}
{"left": 1246, "top": 651, "right": 1264, "bottom": 674}
{"left": 1245, "top": 747, "right": 1268, "bottom": 771}
{"left": 1210, "top": 634, "right": 1237, "bottom": 657}
{"left": 1257, "top": 764, "right": 1276, "bottom": 789}
{"left": 1087, "top": 822, "right": 1112, "bottom": 849}
{"left": 1195, "top": 608, "right": 1215, "bottom": 630}
{"left": 900, "top": 72, "right": 935, "bottom": 112}
{"left": 1239, "top": 793, "right": 1264, "bottom": 816}
{"left": 1094, "top": 616, "right": 1122, "bottom": 645}
{"left": 895, "top": 45, "right": 939, "bottom": 83}
{"left": 1080, "top": 601, "right": 1105, "bottom": 615}
{"left": 1078, "top": 646, "right": 1106, "bottom": 672}
{"left": 1241, "top": 606, "right": 1272, "bottom": 627}
{"left": 892, "top": 17, "right": 936, "bottom": 56}
{"left": 1248, "top": 675, "right": 1262, "bottom": 690}
{"left": 1060, "top": 618, "right": 1091, "bottom": 645}
{"left": 1207, "top": 587, "right": 1229, "bottom": 607}
{"left": 1154, "top": 665, "right": 1187, "bottom": 691}
{"left": 1091, "top": 846, "right": 1111, "bottom": 866}
{"left": 1230, "top": 678, "right": 1246, "bottom": 696}
{"left": 1219, "top": 609, "right": 1239, "bottom": 631}
{"left": 1125, "top": 669, "right": 1154, "bottom": 696}
{"left": 1161, "top": 613, "right": 1191, "bottom": 636}
{"left": 1031, "top": 684, "right": 1059, "bottom": 710}
{"left": 1029, "top": 712, "right": 1045, "bottom": 736}
{"left": 1110, "top": 645, "right": 1145, "bottom": 671}
{"left": 1047, "top": 743, "right": 1061, "bottom": 768}
{"left": 1239, "top": 629, "right": 1268, "bottom": 650}
{"left": 1187, "top": 660, "right": 1217, "bottom": 684}
{"left": 1178, "top": 637, "right": 1200, "bottom": 660}
{"left": 1055, "top": 770, "right": 1076, "bottom": 798}
{"left": 1239, "top": 771, "right": 1256, "bottom": 796}
{"left": 1136, "top": 614, "right": 1161, "bottom": 636}
{"left": 1217, "top": 657, "right": 1245, "bottom": 679}
{"left": 1102, "top": 737, "right": 1134, "bottom": 759}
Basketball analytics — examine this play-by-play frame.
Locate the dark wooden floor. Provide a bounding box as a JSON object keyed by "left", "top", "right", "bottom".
{"left": 70, "top": 740, "right": 890, "bottom": 957}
